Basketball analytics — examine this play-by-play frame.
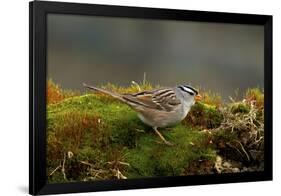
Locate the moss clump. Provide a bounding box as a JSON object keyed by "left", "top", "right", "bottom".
{"left": 245, "top": 88, "right": 264, "bottom": 109}
{"left": 47, "top": 79, "right": 78, "bottom": 104}
{"left": 184, "top": 102, "right": 223, "bottom": 129}
{"left": 230, "top": 102, "right": 250, "bottom": 114}
{"left": 200, "top": 90, "right": 222, "bottom": 107}
{"left": 212, "top": 98, "right": 264, "bottom": 164}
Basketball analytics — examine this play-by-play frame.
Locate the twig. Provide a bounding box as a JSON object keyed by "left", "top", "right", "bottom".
{"left": 226, "top": 142, "right": 244, "bottom": 159}
{"left": 107, "top": 160, "right": 130, "bottom": 167}
{"left": 234, "top": 140, "right": 250, "bottom": 161}
{"left": 62, "top": 153, "right": 67, "bottom": 180}
{"left": 93, "top": 170, "right": 103, "bottom": 179}
{"left": 80, "top": 161, "right": 95, "bottom": 167}
{"left": 111, "top": 169, "right": 127, "bottom": 179}
{"left": 89, "top": 168, "right": 108, "bottom": 179}
{"left": 135, "top": 128, "right": 145, "bottom": 133}
{"left": 80, "top": 160, "right": 109, "bottom": 180}
{"left": 49, "top": 165, "right": 61, "bottom": 177}
{"left": 118, "top": 161, "right": 130, "bottom": 167}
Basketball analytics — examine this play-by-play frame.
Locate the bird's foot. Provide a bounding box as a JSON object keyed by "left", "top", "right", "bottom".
{"left": 153, "top": 127, "right": 174, "bottom": 146}
{"left": 156, "top": 140, "right": 174, "bottom": 146}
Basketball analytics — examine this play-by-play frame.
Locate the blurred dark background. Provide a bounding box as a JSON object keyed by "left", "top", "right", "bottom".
{"left": 47, "top": 14, "right": 264, "bottom": 100}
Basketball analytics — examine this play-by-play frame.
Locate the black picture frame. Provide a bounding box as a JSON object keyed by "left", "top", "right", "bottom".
{"left": 29, "top": 1, "right": 273, "bottom": 195}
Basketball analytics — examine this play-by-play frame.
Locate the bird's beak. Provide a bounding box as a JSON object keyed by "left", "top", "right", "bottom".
{"left": 195, "top": 94, "right": 202, "bottom": 101}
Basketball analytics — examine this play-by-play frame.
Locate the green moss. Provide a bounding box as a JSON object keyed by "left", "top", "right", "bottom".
{"left": 47, "top": 83, "right": 264, "bottom": 182}
{"left": 244, "top": 88, "right": 264, "bottom": 109}
{"left": 47, "top": 94, "right": 216, "bottom": 182}
{"left": 124, "top": 125, "right": 216, "bottom": 177}
{"left": 185, "top": 102, "right": 223, "bottom": 129}
{"left": 230, "top": 102, "right": 250, "bottom": 114}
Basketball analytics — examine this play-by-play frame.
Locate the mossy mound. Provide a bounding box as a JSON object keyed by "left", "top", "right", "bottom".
{"left": 184, "top": 102, "right": 223, "bottom": 129}
{"left": 47, "top": 94, "right": 216, "bottom": 182}
{"left": 230, "top": 102, "right": 250, "bottom": 114}
{"left": 125, "top": 125, "right": 215, "bottom": 177}
{"left": 46, "top": 80, "right": 264, "bottom": 182}
{"left": 212, "top": 99, "right": 264, "bottom": 165}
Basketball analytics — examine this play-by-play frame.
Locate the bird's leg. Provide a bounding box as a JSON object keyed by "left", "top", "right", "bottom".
{"left": 153, "top": 127, "right": 173, "bottom": 146}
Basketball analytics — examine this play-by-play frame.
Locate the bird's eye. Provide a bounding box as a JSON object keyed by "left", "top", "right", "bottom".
{"left": 185, "top": 90, "right": 194, "bottom": 96}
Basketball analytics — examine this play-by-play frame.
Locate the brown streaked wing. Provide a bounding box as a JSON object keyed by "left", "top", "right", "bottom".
{"left": 152, "top": 89, "right": 181, "bottom": 111}
{"left": 123, "top": 88, "right": 181, "bottom": 111}
{"left": 122, "top": 90, "right": 163, "bottom": 110}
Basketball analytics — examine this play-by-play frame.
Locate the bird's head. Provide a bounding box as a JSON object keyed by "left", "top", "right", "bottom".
{"left": 177, "top": 85, "right": 202, "bottom": 104}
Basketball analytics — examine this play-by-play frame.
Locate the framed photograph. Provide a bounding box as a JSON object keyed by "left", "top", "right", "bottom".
{"left": 29, "top": 1, "right": 272, "bottom": 195}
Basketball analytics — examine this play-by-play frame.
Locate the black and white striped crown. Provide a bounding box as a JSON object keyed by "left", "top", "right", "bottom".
{"left": 178, "top": 85, "right": 198, "bottom": 95}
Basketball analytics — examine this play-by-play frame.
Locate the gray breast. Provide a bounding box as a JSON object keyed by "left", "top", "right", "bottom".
{"left": 137, "top": 105, "right": 187, "bottom": 128}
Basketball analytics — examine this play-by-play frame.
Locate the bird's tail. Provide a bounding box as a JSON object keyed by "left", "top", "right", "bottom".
{"left": 83, "top": 83, "right": 126, "bottom": 102}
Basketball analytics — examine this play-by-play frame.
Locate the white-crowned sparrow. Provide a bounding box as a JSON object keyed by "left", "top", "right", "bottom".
{"left": 83, "top": 83, "right": 201, "bottom": 146}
